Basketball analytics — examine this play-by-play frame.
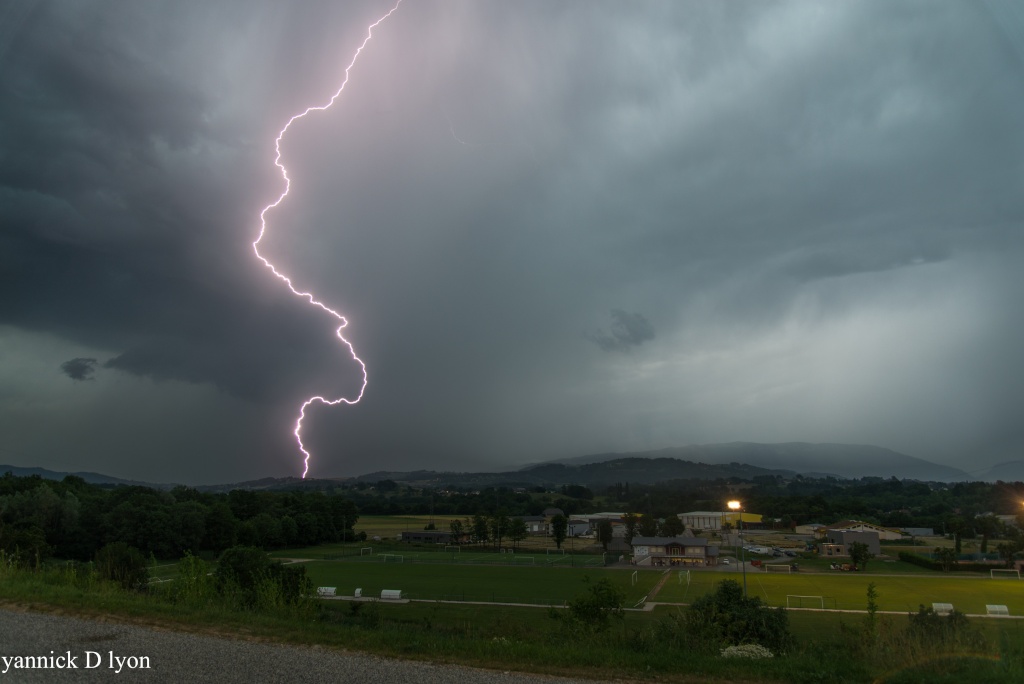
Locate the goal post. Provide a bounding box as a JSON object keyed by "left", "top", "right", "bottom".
{"left": 381, "top": 554, "right": 404, "bottom": 563}
{"left": 360, "top": 547, "right": 373, "bottom": 556}
{"left": 787, "top": 595, "right": 825, "bottom": 609}
{"left": 631, "top": 570, "right": 638, "bottom": 586}
{"left": 990, "top": 569, "right": 1021, "bottom": 580}
{"left": 546, "top": 548, "right": 566, "bottom": 555}
{"left": 765, "top": 564, "right": 792, "bottom": 573}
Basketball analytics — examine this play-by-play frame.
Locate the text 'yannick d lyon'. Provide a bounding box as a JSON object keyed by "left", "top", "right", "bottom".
{"left": 2, "top": 651, "right": 151, "bottom": 674}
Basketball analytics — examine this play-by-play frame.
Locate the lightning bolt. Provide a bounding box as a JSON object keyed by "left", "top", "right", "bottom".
{"left": 253, "top": 0, "right": 403, "bottom": 478}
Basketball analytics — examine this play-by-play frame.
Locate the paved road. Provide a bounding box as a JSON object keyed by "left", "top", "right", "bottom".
{"left": 0, "top": 609, "right": 601, "bottom": 683}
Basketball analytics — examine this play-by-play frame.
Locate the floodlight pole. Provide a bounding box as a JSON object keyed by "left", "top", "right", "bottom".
{"left": 728, "top": 500, "right": 747, "bottom": 598}
{"left": 740, "top": 513, "right": 747, "bottom": 598}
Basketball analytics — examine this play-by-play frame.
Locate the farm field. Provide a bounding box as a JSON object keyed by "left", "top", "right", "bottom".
{"left": 353, "top": 515, "right": 437, "bottom": 539}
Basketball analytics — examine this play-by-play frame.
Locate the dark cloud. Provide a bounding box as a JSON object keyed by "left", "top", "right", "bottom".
{"left": 60, "top": 357, "right": 98, "bottom": 381}
{"left": 589, "top": 310, "right": 655, "bottom": 353}
{"left": 2, "top": 1, "right": 1023, "bottom": 481}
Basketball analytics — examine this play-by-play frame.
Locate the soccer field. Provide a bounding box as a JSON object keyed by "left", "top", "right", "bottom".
{"left": 655, "top": 568, "right": 1024, "bottom": 615}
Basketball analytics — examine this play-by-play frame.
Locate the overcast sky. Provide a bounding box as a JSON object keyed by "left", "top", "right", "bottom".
{"left": 3, "top": 0, "right": 1024, "bottom": 484}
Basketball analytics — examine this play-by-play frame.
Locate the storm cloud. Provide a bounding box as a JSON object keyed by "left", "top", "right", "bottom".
{"left": 60, "top": 357, "right": 98, "bottom": 381}
{"left": 589, "top": 310, "right": 655, "bottom": 352}
{"left": 2, "top": 0, "right": 1023, "bottom": 483}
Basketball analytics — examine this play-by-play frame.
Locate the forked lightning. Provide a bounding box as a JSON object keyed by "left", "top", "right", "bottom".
{"left": 252, "top": 1, "right": 403, "bottom": 478}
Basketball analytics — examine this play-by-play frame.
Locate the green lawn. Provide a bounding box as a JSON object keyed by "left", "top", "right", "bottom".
{"left": 655, "top": 568, "right": 1024, "bottom": 615}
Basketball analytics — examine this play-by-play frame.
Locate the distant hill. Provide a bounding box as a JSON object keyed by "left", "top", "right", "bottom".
{"left": 546, "top": 442, "right": 972, "bottom": 482}
{"left": 977, "top": 460, "right": 1024, "bottom": 483}
{"left": 0, "top": 464, "right": 172, "bottom": 489}
{"left": 351, "top": 458, "right": 795, "bottom": 489}
{"left": 2, "top": 442, "right": 982, "bottom": 491}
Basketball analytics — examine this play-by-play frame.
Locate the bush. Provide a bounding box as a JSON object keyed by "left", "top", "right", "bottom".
{"left": 214, "top": 546, "right": 311, "bottom": 609}
{"left": 554, "top": 576, "right": 624, "bottom": 633}
{"left": 907, "top": 605, "right": 984, "bottom": 650}
{"left": 170, "top": 552, "right": 211, "bottom": 605}
{"left": 94, "top": 542, "right": 149, "bottom": 591}
{"left": 897, "top": 551, "right": 994, "bottom": 573}
{"left": 687, "top": 580, "right": 793, "bottom": 653}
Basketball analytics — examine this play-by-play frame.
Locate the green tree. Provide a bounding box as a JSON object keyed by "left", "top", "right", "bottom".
{"left": 448, "top": 518, "right": 464, "bottom": 544}
{"left": 622, "top": 513, "right": 638, "bottom": 545}
{"left": 935, "top": 546, "right": 958, "bottom": 572}
{"left": 489, "top": 513, "right": 510, "bottom": 550}
{"left": 658, "top": 515, "right": 685, "bottom": 537}
{"left": 202, "top": 502, "right": 237, "bottom": 553}
{"left": 550, "top": 514, "right": 568, "bottom": 549}
{"left": 848, "top": 541, "right": 875, "bottom": 571}
{"left": 996, "top": 541, "right": 1020, "bottom": 568}
{"left": 974, "top": 514, "right": 1003, "bottom": 554}
{"left": 596, "top": 519, "right": 613, "bottom": 552}
{"left": 945, "top": 516, "right": 969, "bottom": 555}
{"left": 472, "top": 514, "right": 489, "bottom": 545}
{"left": 864, "top": 582, "right": 879, "bottom": 644}
{"left": 637, "top": 514, "right": 658, "bottom": 537}
{"left": 508, "top": 517, "right": 528, "bottom": 550}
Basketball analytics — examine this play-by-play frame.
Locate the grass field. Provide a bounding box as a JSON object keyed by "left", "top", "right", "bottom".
{"left": 653, "top": 568, "right": 1024, "bottom": 614}
{"left": 304, "top": 561, "right": 660, "bottom": 606}
{"left": 297, "top": 556, "right": 1024, "bottom": 617}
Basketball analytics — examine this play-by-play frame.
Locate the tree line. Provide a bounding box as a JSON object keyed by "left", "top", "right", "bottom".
{"left": 0, "top": 473, "right": 358, "bottom": 564}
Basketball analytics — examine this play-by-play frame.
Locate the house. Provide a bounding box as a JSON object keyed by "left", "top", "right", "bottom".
{"left": 630, "top": 535, "right": 720, "bottom": 567}
{"left": 521, "top": 515, "right": 549, "bottom": 535}
{"left": 826, "top": 520, "right": 902, "bottom": 541}
{"left": 820, "top": 530, "right": 881, "bottom": 557}
{"left": 678, "top": 511, "right": 730, "bottom": 531}
{"left": 567, "top": 519, "right": 591, "bottom": 536}
{"left": 678, "top": 511, "right": 762, "bottom": 531}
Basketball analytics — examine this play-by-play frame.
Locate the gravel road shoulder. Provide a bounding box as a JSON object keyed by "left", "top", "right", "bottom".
{"left": 0, "top": 608, "right": 604, "bottom": 683}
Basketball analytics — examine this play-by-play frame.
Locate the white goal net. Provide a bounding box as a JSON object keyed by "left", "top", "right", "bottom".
{"left": 787, "top": 595, "right": 825, "bottom": 609}
{"left": 990, "top": 569, "right": 1021, "bottom": 580}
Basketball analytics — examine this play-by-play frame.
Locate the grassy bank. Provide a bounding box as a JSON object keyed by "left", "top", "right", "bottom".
{"left": 2, "top": 560, "right": 1023, "bottom": 683}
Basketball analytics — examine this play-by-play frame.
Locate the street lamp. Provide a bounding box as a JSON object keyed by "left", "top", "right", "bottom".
{"left": 728, "top": 500, "right": 747, "bottom": 597}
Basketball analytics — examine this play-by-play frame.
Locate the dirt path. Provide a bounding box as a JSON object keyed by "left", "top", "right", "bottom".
{"left": 645, "top": 569, "right": 672, "bottom": 601}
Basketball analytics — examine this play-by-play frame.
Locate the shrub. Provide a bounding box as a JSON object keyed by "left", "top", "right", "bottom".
{"left": 214, "top": 545, "right": 311, "bottom": 609}
{"left": 907, "top": 605, "right": 984, "bottom": 650}
{"left": 94, "top": 542, "right": 149, "bottom": 591}
{"left": 687, "top": 579, "right": 793, "bottom": 653}
{"left": 553, "top": 576, "right": 624, "bottom": 633}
